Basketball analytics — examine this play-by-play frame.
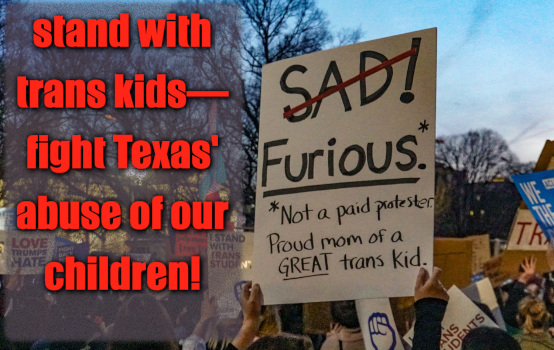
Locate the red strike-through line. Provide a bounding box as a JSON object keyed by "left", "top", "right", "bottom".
{"left": 283, "top": 47, "right": 418, "bottom": 119}
{"left": 187, "top": 91, "right": 229, "bottom": 98}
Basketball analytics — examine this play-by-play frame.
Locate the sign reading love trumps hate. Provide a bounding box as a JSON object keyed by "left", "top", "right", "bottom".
{"left": 0, "top": 231, "right": 56, "bottom": 274}
{"left": 253, "top": 29, "right": 437, "bottom": 304}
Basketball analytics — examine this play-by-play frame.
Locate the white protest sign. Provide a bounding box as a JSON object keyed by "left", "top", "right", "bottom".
{"left": 254, "top": 28, "right": 437, "bottom": 304}
{"left": 462, "top": 278, "right": 506, "bottom": 330}
{"left": 0, "top": 231, "right": 56, "bottom": 274}
{"left": 506, "top": 208, "right": 547, "bottom": 250}
{"left": 208, "top": 230, "right": 254, "bottom": 318}
{"left": 0, "top": 208, "right": 17, "bottom": 230}
{"left": 404, "top": 286, "right": 498, "bottom": 350}
{"left": 356, "top": 298, "right": 403, "bottom": 350}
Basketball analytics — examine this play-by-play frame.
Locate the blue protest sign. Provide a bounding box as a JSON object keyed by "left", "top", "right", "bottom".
{"left": 512, "top": 170, "right": 554, "bottom": 240}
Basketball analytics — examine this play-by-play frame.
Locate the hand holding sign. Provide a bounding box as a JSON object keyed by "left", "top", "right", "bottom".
{"left": 405, "top": 285, "right": 499, "bottom": 350}
{"left": 239, "top": 281, "right": 263, "bottom": 326}
{"left": 232, "top": 281, "right": 264, "bottom": 350}
{"left": 414, "top": 267, "right": 449, "bottom": 302}
{"left": 368, "top": 313, "right": 396, "bottom": 350}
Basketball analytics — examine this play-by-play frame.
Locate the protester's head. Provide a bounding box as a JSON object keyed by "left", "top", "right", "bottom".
{"left": 206, "top": 318, "right": 242, "bottom": 350}
{"left": 472, "top": 301, "right": 496, "bottom": 324}
{"left": 108, "top": 293, "right": 178, "bottom": 350}
{"left": 258, "top": 305, "right": 282, "bottom": 337}
{"left": 461, "top": 327, "right": 521, "bottom": 350}
{"left": 247, "top": 334, "right": 313, "bottom": 350}
{"left": 525, "top": 276, "right": 543, "bottom": 298}
{"left": 518, "top": 298, "right": 551, "bottom": 334}
{"left": 330, "top": 300, "right": 359, "bottom": 329}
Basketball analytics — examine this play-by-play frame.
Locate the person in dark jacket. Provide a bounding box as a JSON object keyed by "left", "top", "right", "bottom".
{"left": 503, "top": 257, "right": 539, "bottom": 330}
{"left": 411, "top": 267, "right": 449, "bottom": 350}
{"left": 412, "top": 267, "right": 522, "bottom": 350}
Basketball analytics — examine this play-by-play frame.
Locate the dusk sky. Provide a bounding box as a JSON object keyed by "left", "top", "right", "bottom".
{"left": 29, "top": 0, "right": 553, "bottom": 162}
{"left": 319, "top": 0, "right": 554, "bottom": 162}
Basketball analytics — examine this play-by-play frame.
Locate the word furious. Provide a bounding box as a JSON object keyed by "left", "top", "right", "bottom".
{"left": 262, "top": 135, "right": 419, "bottom": 188}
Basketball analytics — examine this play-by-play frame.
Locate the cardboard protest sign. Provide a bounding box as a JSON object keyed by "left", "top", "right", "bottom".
{"left": 483, "top": 250, "right": 550, "bottom": 287}
{"left": 533, "top": 140, "right": 554, "bottom": 174}
{"left": 506, "top": 208, "right": 547, "bottom": 250}
{"left": 0, "top": 231, "right": 56, "bottom": 274}
{"left": 434, "top": 238, "right": 473, "bottom": 289}
{"left": 254, "top": 28, "right": 437, "bottom": 304}
{"left": 461, "top": 278, "right": 505, "bottom": 330}
{"left": 404, "top": 286, "right": 498, "bottom": 350}
{"left": 208, "top": 230, "right": 254, "bottom": 318}
{"left": 466, "top": 234, "right": 491, "bottom": 275}
{"left": 356, "top": 298, "right": 404, "bottom": 350}
{"left": 512, "top": 170, "right": 554, "bottom": 240}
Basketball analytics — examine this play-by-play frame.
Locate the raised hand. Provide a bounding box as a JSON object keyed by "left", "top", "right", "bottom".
{"left": 231, "top": 281, "right": 264, "bottom": 350}
{"left": 199, "top": 290, "right": 218, "bottom": 321}
{"left": 518, "top": 256, "right": 537, "bottom": 284}
{"left": 414, "top": 267, "right": 449, "bottom": 302}
{"left": 240, "top": 281, "right": 263, "bottom": 325}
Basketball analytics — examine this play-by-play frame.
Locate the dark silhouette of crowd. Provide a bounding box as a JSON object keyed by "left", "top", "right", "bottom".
{"left": 4, "top": 244, "right": 554, "bottom": 349}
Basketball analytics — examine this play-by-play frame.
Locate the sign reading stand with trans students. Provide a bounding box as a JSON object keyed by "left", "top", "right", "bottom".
{"left": 253, "top": 29, "right": 437, "bottom": 304}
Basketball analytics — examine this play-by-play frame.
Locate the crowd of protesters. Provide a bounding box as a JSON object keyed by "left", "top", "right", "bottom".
{"left": 4, "top": 245, "right": 554, "bottom": 350}
{"left": 411, "top": 243, "right": 554, "bottom": 350}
